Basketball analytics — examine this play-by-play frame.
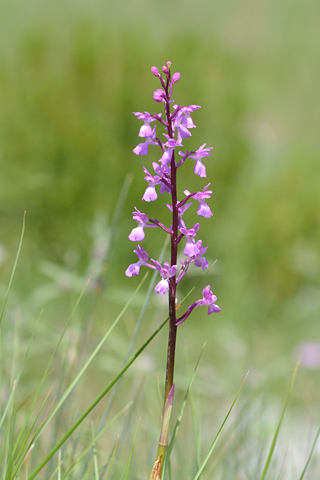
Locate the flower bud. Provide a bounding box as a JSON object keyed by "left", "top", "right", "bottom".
{"left": 172, "top": 72, "right": 180, "bottom": 84}
{"left": 151, "top": 66, "right": 160, "bottom": 77}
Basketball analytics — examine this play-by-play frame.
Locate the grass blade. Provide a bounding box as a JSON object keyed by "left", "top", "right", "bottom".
{"left": 260, "top": 361, "right": 299, "bottom": 480}
{"left": 42, "top": 272, "right": 149, "bottom": 431}
{"left": 11, "top": 388, "right": 54, "bottom": 477}
{"left": 298, "top": 426, "right": 320, "bottom": 480}
{"left": 105, "top": 437, "right": 119, "bottom": 480}
{"left": 192, "top": 372, "right": 248, "bottom": 480}
{"left": 10, "top": 277, "right": 91, "bottom": 477}
{"left": 91, "top": 423, "right": 100, "bottom": 480}
{"left": 122, "top": 418, "right": 140, "bottom": 480}
{"left": 97, "top": 235, "right": 170, "bottom": 432}
{"left": 0, "top": 211, "right": 25, "bottom": 327}
{"left": 27, "top": 314, "right": 169, "bottom": 479}
{"left": 12, "top": 270, "right": 147, "bottom": 478}
{"left": 62, "top": 403, "right": 132, "bottom": 478}
{"left": 8, "top": 312, "right": 43, "bottom": 457}
{"left": 162, "top": 342, "right": 207, "bottom": 479}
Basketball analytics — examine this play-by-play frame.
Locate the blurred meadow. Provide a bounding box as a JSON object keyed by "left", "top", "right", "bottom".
{"left": 1, "top": 0, "right": 320, "bottom": 478}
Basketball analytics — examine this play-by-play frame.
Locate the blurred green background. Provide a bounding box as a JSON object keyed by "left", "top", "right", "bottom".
{"left": 0, "top": 0, "right": 319, "bottom": 475}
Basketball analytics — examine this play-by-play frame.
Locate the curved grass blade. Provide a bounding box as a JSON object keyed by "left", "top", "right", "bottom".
{"left": 162, "top": 342, "right": 207, "bottom": 479}
{"left": 61, "top": 403, "right": 132, "bottom": 478}
{"left": 0, "top": 211, "right": 26, "bottom": 327}
{"left": 105, "top": 437, "right": 119, "bottom": 480}
{"left": 26, "top": 315, "right": 169, "bottom": 479}
{"left": 9, "top": 278, "right": 91, "bottom": 478}
{"left": 97, "top": 235, "right": 170, "bottom": 431}
{"left": 107, "top": 173, "right": 133, "bottom": 259}
{"left": 80, "top": 236, "right": 170, "bottom": 477}
{"left": 0, "top": 311, "right": 42, "bottom": 436}
{"left": 186, "top": 345, "right": 203, "bottom": 473}
{"left": 91, "top": 423, "right": 99, "bottom": 480}
{"left": 298, "top": 426, "right": 320, "bottom": 480}
{"left": 122, "top": 418, "right": 140, "bottom": 480}
{"left": 39, "top": 272, "right": 149, "bottom": 432}
{"left": 192, "top": 372, "right": 249, "bottom": 480}
{"left": 0, "top": 381, "right": 17, "bottom": 480}
{"left": 12, "top": 388, "right": 54, "bottom": 476}
{"left": 13, "top": 270, "right": 147, "bottom": 479}
{"left": 8, "top": 312, "right": 43, "bottom": 459}
{"left": 260, "top": 361, "right": 299, "bottom": 480}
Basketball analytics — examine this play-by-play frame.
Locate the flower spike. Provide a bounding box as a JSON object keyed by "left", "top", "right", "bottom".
{"left": 125, "top": 63, "right": 221, "bottom": 477}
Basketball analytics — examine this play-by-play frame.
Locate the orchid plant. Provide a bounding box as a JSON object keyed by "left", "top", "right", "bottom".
{"left": 125, "top": 62, "right": 221, "bottom": 478}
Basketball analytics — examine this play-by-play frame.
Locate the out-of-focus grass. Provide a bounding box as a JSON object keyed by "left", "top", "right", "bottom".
{"left": 0, "top": 0, "right": 319, "bottom": 476}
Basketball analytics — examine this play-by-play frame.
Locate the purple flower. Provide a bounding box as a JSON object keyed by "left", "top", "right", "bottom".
{"left": 193, "top": 240, "right": 209, "bottom": 270}
{"left": 176, "top": 284, "right": 220, "bottom": 325}
{"left": 134, "top": 111, "right": 158, "bottom": 137}
{"left": 177, "top": 240, "right": 208, "bottom": 282}
{"left": 187, "top": 143, "right": 213, "bottom": 177}
{"left": 125, "top": 245, "right": 156, "bottom": 277}
{"left": 160, "top": 136, "right": 183, "bottom": 165}
{"left": 128, "top": 63, "right": 218, "bottom": 329}
{"left": 153, "top": 261, "right": 177, "bottom": 295}
{"left": 195, "top": 285, "right": 221, "bottom": 314}
{"left": 129, "top": 208, "right": 150, "bottom": 241}
{"left": 180, "top": 105, "right": 201, "bottom": 129}
{"left": 184, "top": 184, "right": 213, "bottom": 218}
{"left": 167, "top": 202, "right": 192, "bottom": 229}
{"left": 172, "top": 105, "right": 200, "bottom": 141}
{"left": 142, "top": 167, "right": 161, "bottom": 202}
{"left": 180, "top": 223, "right": 201, "bottom": 256}
{"left": 152, "top": 162, "right": 172, "bottom": 194}
{"left": 133, "top": 125, "right": 158, "bottom": 156}
{"left": 172, "top": 108, "right": 192, "bottom": 141}
{"left": 153, "top": 88, "right": 166, "bottom": 103}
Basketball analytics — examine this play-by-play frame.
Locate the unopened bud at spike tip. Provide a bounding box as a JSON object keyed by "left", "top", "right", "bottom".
{"left": 151, "top": 66, "right": 160, "bottom": 77}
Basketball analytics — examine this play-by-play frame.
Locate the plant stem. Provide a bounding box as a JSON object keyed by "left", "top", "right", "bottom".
{"left": 154, "top": 67, "right": 179, "bottom": 474}
{"left": 163, "top": 147, "right": 178, "bottom": 402}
